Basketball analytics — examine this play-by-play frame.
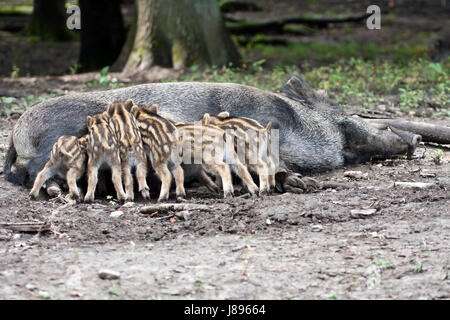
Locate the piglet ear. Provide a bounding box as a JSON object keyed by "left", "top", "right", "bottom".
{"left": 106, "top": 102, "right": 115, "bottom": 116}
{"left": 124, "top": 99, "right": 134, "bottom": 112}
{"left": 86, "top": 115, "right": 94, "bottom": 127}
{"left": 78, "top": 135, "right": 88, "bottom": 151}
{"left": 148, "top": 104, "right": 158, "bottom": 114}
{"left": 217, "top": 111, "right": 229, "bottom": 118}
{"left": 265, "top": 121, "right": 272, "bottom": 131}
{"left": 202, "top": 113, "right": 211, "bottom": 124}
{"left": 130, "top": 105, "right": 139, "bottom": 116}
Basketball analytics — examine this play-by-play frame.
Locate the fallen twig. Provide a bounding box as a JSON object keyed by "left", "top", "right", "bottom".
{"left": 321, "top": 181, "right": 355, "bottom": 190}
{"left": 0, "top": 221, "right": 51, "bottom": 233}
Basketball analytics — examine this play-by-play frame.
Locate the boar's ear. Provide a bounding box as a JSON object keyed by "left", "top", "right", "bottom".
{"left": 202, "top": 113, "right": 211, "bottom": 124}
{"left": 217, "top": 111, "right": 229, "bottom": 119}
{"left": 265, "top": 121, "right": 272, "bottom": 131}
{"left": 124, "top": 99, "right": 134, "bottom": 112}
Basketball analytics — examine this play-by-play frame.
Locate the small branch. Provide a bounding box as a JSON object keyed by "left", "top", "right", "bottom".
{"left": 0, "top": 221, "right": 51, "bottom": 233}
{"left": 321, "top": 181, "right": 355, "bottom": 190}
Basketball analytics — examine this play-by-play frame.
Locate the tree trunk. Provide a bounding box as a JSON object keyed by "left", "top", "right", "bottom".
{"left": 111, "top": 4, "right": 138, "bottom": 72}
{"left": 124, "top": 0, "right": 240, "bottom": 73}
{"left": 78, "top": 0, "right": 126, "bottom": 72}
{"left": 27, "top": 0, "right": 70, "bottom": 41}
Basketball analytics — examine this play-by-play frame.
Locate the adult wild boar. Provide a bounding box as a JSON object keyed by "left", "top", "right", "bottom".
{"left": 4, "top": 75, "right": 422, "bottom": 194}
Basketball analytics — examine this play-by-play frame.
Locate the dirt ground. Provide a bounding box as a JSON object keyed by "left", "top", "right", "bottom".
{"left": 0, "top": 80, "right": 449, "bottom": 300}
{"left": 0, "top": 0, "right": 449, "bottom": 301}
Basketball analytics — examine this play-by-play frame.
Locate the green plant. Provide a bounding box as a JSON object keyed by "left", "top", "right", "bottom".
{"left": 11, "top": 64, "right": 20, "bottom": 78}
{"left": 372, "top": 259, "right": 394, "bottom": 269}
{"left": 430, "top": 149, "right": 444, "bottom": 165}
{"left": 69, "top": 63, "right": 81, "bottom": 75}
{"left": 106, "top": 195, "right": 117, "bottom": 205}
{"left": 98, "top": 66, "right": 110, "bottom": 85}
{"left": 413, "top": 262, "right": 424, "bottom": 273}
{"left": 39, "top": 291, "right": 53, "bottom": 299}
{"left": 329, "top": 292, "right": 339, "bottom": 300}
{"left": 20, "top": 95, "right": 47, "bottom": 110}
{"left": 108, "top": 284, "right": 125, "bottom": 296}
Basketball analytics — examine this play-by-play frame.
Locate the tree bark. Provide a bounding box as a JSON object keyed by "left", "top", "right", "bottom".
{"left": 111, "top": 4, "right": 138, "bottom": 72}
{"left": 124, "top": 0, "right": 240, "bottom": 73}
{"left": 124, "top": 0, "right": 163, "bottom": 72}
{"left": 27, "top": 0, "right": 70, "bottom": 41}
{"left": 78, "top": 0, "right": 126, "bottom": 72}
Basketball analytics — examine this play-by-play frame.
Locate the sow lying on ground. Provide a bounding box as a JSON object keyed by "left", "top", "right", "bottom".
{"left": 6, "top": 74, "right": 449, "bottom": 195}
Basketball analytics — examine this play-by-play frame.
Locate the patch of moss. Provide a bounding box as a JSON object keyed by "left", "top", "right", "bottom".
{"left": 0, "top": 5, "right": 33, "bottom": 15}
{"left": 245, "top": 41, "right": 428, "bottom": 65}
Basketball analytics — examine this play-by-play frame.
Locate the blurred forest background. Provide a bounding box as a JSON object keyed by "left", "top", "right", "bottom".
{"left": 0, "top": 0, "right": 448, "bottom": 119}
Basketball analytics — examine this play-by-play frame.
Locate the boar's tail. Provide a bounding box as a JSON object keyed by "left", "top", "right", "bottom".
{"left": 3, "top": 141, "right": 29, "bottom": 186}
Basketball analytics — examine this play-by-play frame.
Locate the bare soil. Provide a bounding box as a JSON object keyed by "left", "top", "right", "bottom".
{"left": 0, "top": 0, "right": 449, "bottom": 301}
{"left": 0, "top": 92, "right": 449, "bottom": 299}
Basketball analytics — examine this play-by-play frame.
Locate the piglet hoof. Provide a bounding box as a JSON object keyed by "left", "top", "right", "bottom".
{"left": 140, "top": 189, "right": 150, "bottom": 201}
{"left": 29, "top": 191, "right": 39, "bottom": 200}
{"left": 156, "top": 195, "right": 169, "bottom": 203}
{"left": 248, "top": 187, "right": 260, "bottom": 197}
{"left": 68, "top": 193, "right": 81, "bottom": 203}
{"left": 176, "top": 191, "right": 187, "bottom": 202}
{"left": 223, "top": 191, "right": 233, "bottom": 199}
{"left": 84, "top": 195, "right": 94, "bottom": 203}
{"left": 46, "top": 184, "right": 62, "bottom": 198}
